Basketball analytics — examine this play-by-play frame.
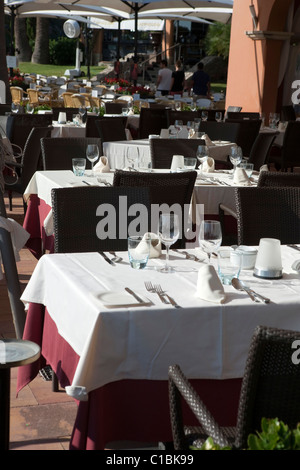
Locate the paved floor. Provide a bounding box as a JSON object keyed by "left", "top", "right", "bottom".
{"left": 0, "top": 192, "right": 78, "bottom": 450}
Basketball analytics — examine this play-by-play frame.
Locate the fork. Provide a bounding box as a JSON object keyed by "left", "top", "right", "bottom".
{"left": 155, "top": 285, "right": 181, "bottom": 308}
{"left": 109, "top": 251, "right": 123, "bottom": 263}
{"left": 144, "top": 281, "right": 169, "bottom": 304}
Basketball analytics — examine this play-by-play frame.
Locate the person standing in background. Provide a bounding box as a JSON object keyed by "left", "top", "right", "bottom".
{"left": 190, "top": 62, "right": 211, "bottom": 100}
{"left": 114, "top": 59, "right": 122, "bottom": 79}
{"left": 156, "top": 60, "right": 172, "bottom": 96}
{"left": 170, "top": 60, "right": 185, "bottom": 96}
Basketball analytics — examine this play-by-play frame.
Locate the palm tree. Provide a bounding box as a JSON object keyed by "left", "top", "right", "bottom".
{"left": 31, "top": 17, "right": 50, "bottom": 64}
{"left": 0, "top": 0, "right": 11, "bottom": 103}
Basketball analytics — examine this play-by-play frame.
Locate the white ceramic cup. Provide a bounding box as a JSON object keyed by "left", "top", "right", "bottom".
{"left": 254, "top": 238, "right": 282, "bottom": 279}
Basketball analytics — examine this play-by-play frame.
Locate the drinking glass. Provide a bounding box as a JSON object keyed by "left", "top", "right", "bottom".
{"left": 79, "top": 106, "right": 86, "bottom": 123}
{"left": 186, "top": 121, "right": 195, "bottom": 138}
{"left": 26, "top": 103, "right": 34, "bottom": 114}
{"left": 86, "top": 144, "right": 99, "bottom": 175}
{"left": 158, "top": 213, "right": 180, "bottom": 273}
{"left": 174, "top": 119, "right": 183, "bottom": 138}
{"left": 126, "top": 147, "right": 139, "bottom": 169}
{"left": 196, "top": 145, "right": 208, "bottom": 171}
{"left": 11, "top": 103, "right": 19, "bottom": 114}
{"left": 229, "top": 146, "right": 243, "bottom": 174}
{"left": 199, "top": 220, "right": 222, "bottom": 263}
{"left": 215, "top": 111, "right": 222, "bottom": 122}
{"left": 194, "top": 118, "right": 201, "bottom": 131}
{"left": 72, "top": 158, "right": 86, "bottom": 176}
{"left": 175, "top": 101, "right": 181, "bottom": 111}
{"left": 201, "top": 111, "right": 208, "bottom": 121}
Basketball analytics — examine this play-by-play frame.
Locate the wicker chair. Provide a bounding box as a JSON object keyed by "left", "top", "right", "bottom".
{"left": 230, "top": 119, "right": 262, "bottom": 158}
{"left": 113, "top": 169, "right": 197, "bottom": 248}
{"left": 235, "top": 186, "right": 300, "bottom": 245}
{"left": 104, "top": 102, "right": 124, "bottom": 114}
{"left": 150, "top": 138, "right": 204, "bottom": 169}
{"left": 4, "top": 126, "right": 52, "bottom": 212}
{"left": 166, "top": 110, "right": 200, "bottom": 126}
{"left": 26, "top": 89, "right": 44, "bottom": 106}
{"left": 72, "top": 93, "right": 91, "bottom": 108}
{"left": 51, "top": 186, "right": 150, "bottom": 253}
{"left": 10, "top": 86, "right": 26, "bottom": 104}
{"left": 8, "top": 113, "right": 53, "bottom": 152}
{"left": 269, "top": 121, "right": 300, "bottom": 170}
{"left": 281, "top": 105, "right": 296, "bottom": 121}
{"left": 95, "top": 117, "right": 127, "bottom": 142}
{"left": 52, "top": 107, "right": 79, "bottom": 121}
{"left": 169, "top": 325, "right": 300, "bottom": 450}
{"left": 41, "top": 137, "right": 102, "bottom": 170}
{"left": 226, "top": 112, "right": 260, "bottom": 120}
{"left": 61, "top": 92, "right": 75, "bottom": 107}
{"left": 248, "top": 131, "right": 278, "bottom": 171}
{"left": 199, "top": 121, "right": 241, "bottom": 143}
{"left": 257, "top": 170, "right": 300, "bottom": 187}
{"left": 139, "top": 107, "right": 169, "bottom": 139}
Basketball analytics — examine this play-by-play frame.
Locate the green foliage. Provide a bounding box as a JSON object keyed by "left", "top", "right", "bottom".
{"left": 247, "top": 418, "right": 300, "bottom": 450}
{"left": 204, "top": 23, "right": 231, "bottom": 60}
{"left": 49, "top": 37, "right": 81, "bottom": 66}
{"left": 33, "top": 104, "right": 52, "bottom": 114}
{"left": 196, "top": 418, "right": 300, "bottom": 450}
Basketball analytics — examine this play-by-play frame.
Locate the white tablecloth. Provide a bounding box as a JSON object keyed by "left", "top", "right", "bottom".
{"left": 20, "top": 247, "right": 300, "bottom": 399}
{"left": 51, "top": 122, "right": 86, "bottom": 138}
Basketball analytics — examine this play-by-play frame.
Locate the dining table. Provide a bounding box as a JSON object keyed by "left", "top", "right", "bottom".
{"left": 16, "top": 245, "right": 300, "bottom": 450}
{"left": 103, "top": 138, "right": 236, "bottom": 170}
{"left": 22, "top": 168, "right": 257, "bottom": 259}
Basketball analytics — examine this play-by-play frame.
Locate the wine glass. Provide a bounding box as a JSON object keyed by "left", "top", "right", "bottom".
{"left": 186, "top": 121, "right": 195, "bottom": 138}
{"left": 175, "top": 101, "right": 181, "bottom": 111}
{"left": 196, "top": 145, "right": 208, "bottom": 172}
{"left": 229, "top": 146, "right": 243, "bottom": 175}
{"left": 201, "top": 111, "right": 208, "bottom": 121}
{"left": 126, "top": 147, "right": 139, "bottom": 170}
{"left": 86, "top": 144, "right": 99, "bottom": 175}
{"left": 199, "top": 220, "right": 222, "bottom": 263}
{"left": 158, "top": 213, "right": 180, "bottom": 273}
{"left": 11, "top": 103, "right": 19, "bottom": 114}
{"left": 26, "top": 103, "right": 34, "bottom": 114}
{"left": 215, "top": 111, "right": 222, "bottom": 122}
{"left": 174, "top": 119, "right": 183, "bottom": 138}
{"left": 78, "top": 106, "right": 86, "bottom": 124}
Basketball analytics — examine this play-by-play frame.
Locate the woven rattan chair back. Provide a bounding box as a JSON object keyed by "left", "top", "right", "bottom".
{"left": 169, "top": 325, "right": 300, "bottom": 450}
{"left": 41, "top": 137, "right": 102, "bottom": 170}
{"left": 52, "top": 186, "right": 150, "bottom": 253}
{"left": 149, "top": 138, "right": 204, "bottom": 169}
{"left": 235, "top": 186, "right": 300, "bottom": 245}
{"left": 199, "top": 121, "right": 241, "bottom": 144}
{"left": 232, "top": 119, "right": 262, "bottom": 158}
{"left": 104, "top": 102, "right": 124, "bottom": 114}
{"left": 139, "top": 108, "right": 169, "bottom": 139}
{"left": 8, "top": 113, "right": 53, "bottom": 151}
{"left": 226, "top": 112, "right": 260, "bottom": 120}
{"left": 248, "top": 132, "right": 278, "bottom": 170}
{"left": 280, "top": 121, "right": 300, "bottom": 170}
{"left": 95, "top": 118, "right": 127, "bottom": 142}
{"left": 113, "top": 169, "right": 197, "bottom": 248}
{"left": 257, "top": 170, "right": 300, "bottom": 187}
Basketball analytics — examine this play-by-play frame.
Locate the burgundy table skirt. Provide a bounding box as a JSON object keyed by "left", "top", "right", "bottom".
{"left": 17, "top": 303, "right": 242, "bottom": 450}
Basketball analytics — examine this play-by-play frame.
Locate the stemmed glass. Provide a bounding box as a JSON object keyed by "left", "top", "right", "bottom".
{"left": 158, "top": 213, "right": 180, "bottom": 273}
{"left": 215, "top": 111, "right": 222, "bottom": 122}
{"left": 78, "top": 106, "right": 86, "bottom": 124}
{"left": 199, "top": 220, "right": 222, "bottom": 263}
{"left": 186, "top": 121, "right": 195, "bottom": 138}
{"left": 26, "top": 103, "right": 34, "bottom": 114}
{"left": 11, "top": 103, "right": 19, "bottom": 114}
{"left": 201, "top": 111, "right": 208, "bottom": 121}
{"left": 126, "top": 147, "right": 139, "bottom": 170}
{"left": 229, "top": 146, "right": 243, "bottom": 175}
{"left": 174, "top": 119, "right": 183, "bottom": 138}
{"left": 86, "top": 144, "right": 99, "bottom": 175}
{"left": 196, "top": 145, "right": 208, "bottom": 171}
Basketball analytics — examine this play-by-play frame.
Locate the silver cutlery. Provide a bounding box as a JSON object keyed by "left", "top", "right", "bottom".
{"left": 232, "top": 278, "right": 270, "bottom": 303}
{"left": 145, "top": 281, "right": 169, "bottom": 304}
{"left": 287, "top": 244, "right": 300, "bottom": 252}
{"left": 173, "top": 249, "right": 202, "bottom": 262}
{"left": 109, "top": 251, "right": 123, "bottom": 263}
{"left": 82, "top": 180, "right": 91, "bottom": 185}
{"left": 155, "top": 285, "right": 181, "bottom": 308}
{"left": 125, "top": 287, "right": 144, "bottom": 303}
{"left": 99, "top": 251, "right": 115, "bottom": 266}
{"left": 98, "top": 179, "right": 112, "bottom": 186}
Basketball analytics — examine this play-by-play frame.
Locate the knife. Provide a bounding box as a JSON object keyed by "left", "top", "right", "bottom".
{"left": 125, "top": 287, "right": 144, "bottom": 303}
{"left": 99, "top": 251, "right": 115, "bottom": 266}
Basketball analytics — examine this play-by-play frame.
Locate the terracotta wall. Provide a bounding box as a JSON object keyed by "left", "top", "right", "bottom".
{"left": 226, "top": 0, "right": 294, "bottom": 117}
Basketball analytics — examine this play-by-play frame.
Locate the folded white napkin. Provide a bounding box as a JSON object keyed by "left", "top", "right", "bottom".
{"left": 259, "top": 164, "right": 269, "bottom": 172}
{"left": 127, "top": 109, "right": 134, "bottom": 115}
{"left": 233, "top": 167, "right": 251, "bottom": 186}
{"left": 160, "top": 129, "right": 169, "bottom": 139}
{"left": 93, "top": 157, "right": 111, "bottom": 173}
{"left": 201, "top": 157, "right": 215, "bottom": 172}
{"left": 171, "top": 155, "right": 184, "bottom": 171}
{"left": 204, "top": 134, "right": 215, "bottom": 146}
{"left": 196, "top": 264, "right": 226, "bottom": 303}
{"left": 137, "top": 233, "right": 162, "bottom": 258}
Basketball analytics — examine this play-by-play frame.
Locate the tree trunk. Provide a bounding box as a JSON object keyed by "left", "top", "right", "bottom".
{"left": 0, "top": 0, "right": 11, "bottom": 103}
{"left": 15, "top": 17, "right": 32, "bottom": 62}
{"left": 31, "top": 17, "right": 50, "bottom": 64}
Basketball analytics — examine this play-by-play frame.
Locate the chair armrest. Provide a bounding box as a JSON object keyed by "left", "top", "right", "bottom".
{"left": 168, "top": 365, "right": 229, "bottom": 449}
{"left": 219, "top": 203, "right": 237, "bottom": 219}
